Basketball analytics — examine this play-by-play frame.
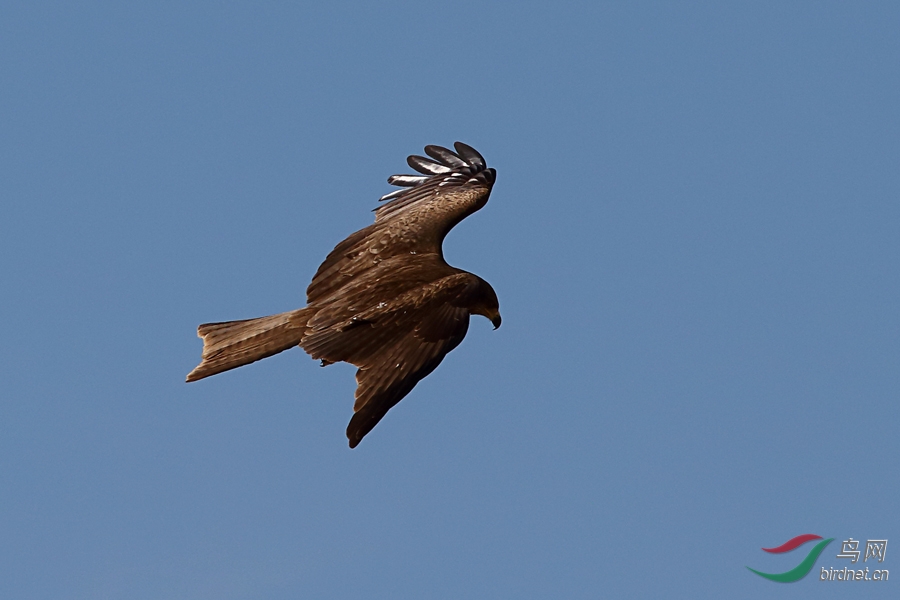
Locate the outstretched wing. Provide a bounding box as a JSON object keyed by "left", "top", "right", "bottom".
{"left": 306, "top": 142, "right": 495, "bottom": 304}
{"left": 298, "top": 272, "right": 477, "bottom": 447}
{"left": 346, "top": 301, "right": 470, "bottom": 448}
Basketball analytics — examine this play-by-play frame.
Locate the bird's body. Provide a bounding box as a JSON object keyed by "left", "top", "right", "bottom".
{"left": 187, "top": 142, "right": 500, "bottom": 447}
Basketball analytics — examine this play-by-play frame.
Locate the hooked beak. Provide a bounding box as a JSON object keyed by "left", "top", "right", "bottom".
{"left": 491, "top": 314, "right": 502, "bottom": 330}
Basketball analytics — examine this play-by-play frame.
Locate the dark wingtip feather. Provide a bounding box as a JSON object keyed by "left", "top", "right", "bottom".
{"left": 407, "top": 155, "right": 453, "bottom": 175}
{"left": 424, "top": 145, "right": 467, "bottom": 168}
{"left": 387, "top": 174, "right": 429, "bottom": 187}
{"left": 454, "top": 142, "right": 486, "bottom": 168}
{"left": 378, "top": 188, "right": 408, "bottom": 202}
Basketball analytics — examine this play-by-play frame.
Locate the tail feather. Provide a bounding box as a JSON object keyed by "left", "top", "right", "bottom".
{"left": 186, "top": 308, "right": 312, "bottom": 382}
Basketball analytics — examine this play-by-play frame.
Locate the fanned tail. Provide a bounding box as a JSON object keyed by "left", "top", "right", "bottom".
{"left": 186, "top": 308, "right": 312, "bottom": 382}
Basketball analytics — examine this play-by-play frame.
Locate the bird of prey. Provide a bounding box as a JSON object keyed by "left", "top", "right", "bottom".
{"left": 187, "top": 142, "right": 500, "bottom": 448}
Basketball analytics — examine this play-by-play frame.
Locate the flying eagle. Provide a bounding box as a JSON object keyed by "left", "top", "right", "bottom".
{"left": 187, "top": 142, "right": 500, "bottom": 448}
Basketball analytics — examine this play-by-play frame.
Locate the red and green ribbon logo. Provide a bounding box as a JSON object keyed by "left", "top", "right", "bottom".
{"left": 747, "top": 534, "right": 834, "bottom": 582}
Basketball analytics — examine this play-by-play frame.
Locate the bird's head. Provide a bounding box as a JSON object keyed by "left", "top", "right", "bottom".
{"left": 468, "top": 280, "right": 501, "bottom": 330}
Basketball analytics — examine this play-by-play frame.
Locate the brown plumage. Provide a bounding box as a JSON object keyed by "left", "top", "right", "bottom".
{"left": 187, "top": 142, "right": 500, "bottom": 448}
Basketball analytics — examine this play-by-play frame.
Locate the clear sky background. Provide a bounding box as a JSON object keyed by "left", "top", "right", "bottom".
{"left": 1, "top": 2, "right": 897, "bottom": 598}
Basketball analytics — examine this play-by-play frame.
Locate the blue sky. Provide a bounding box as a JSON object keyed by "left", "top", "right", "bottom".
{"left": 1, "top": 2, "right": 897, "bottom": 598}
